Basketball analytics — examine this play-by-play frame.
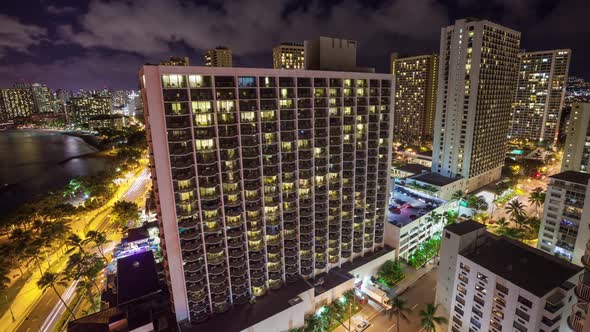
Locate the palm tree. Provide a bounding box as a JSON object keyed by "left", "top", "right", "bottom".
{"left": 451, "top": 190, "right": 466, "bottom": 216}
{"left": 37, "top": 272, "right": 76, "bottom": 319}
{"left": 65, "top": 234, "right": 87, "bottom": 255}
{"left": 528, "top": 188, "right": 545, "bottom": 216}
{"left": 304, "top": 312, "right": 330, "bottom": 332}
{"left": 505, "top": 199, "right": 527, "bottom": 225}
{"left": 84, "top": 230, "right": 111, "bottom": 262}
{"left": 419, "top": 303, "right": 447, "bottom": 332}
{"left": 385, "top": 297, "right": 411, "bottom": 332}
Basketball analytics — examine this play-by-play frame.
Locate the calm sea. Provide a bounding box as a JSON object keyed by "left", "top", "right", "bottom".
{"left": 0, "top": 130, "right": 111, "bottom": 214}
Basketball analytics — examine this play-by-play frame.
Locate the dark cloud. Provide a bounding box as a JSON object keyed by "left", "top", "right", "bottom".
{"left": 59, "top": 0, "right": 447, "bottom": 56}
{"left": 0, "top": 0, "right": 588, "bottom": 89}
{"left": 46, "top": 5, "right": 78, "bottom": 15}
{"left": 0, "top": 14, "right": 46, "bottom": 58}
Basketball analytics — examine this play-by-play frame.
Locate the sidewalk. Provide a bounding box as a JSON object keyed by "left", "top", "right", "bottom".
{"left": 391, "top": 261, "right": 437, "bottom": 297}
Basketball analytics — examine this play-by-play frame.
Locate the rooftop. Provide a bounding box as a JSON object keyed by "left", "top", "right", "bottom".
{"left": 396, "top": 163, "right": 430, "bottom": 176}
{"left": 412, "top": 172, "right": 460, "bottom": 187}
{"left": 183, "top": 278, "right": 312, "bottom": 332}
{"left": 550, "top": 171, "right": 590, "bottom": 185}
{"left": 461, "top": 235, "right": 582, "bottom": 297}
{"left": 117, "top": 250, "right": 160, "bottom": 304}
{"left": 445, "top": 219, "right": 486, "bottom": 236}
{"left": 388, "top": 185, "right": 445, "bottom": 227}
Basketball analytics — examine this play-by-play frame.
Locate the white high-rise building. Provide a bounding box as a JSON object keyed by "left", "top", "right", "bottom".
{"left": 431, "top": 18, "right": 521, "bottom": 192}
{"left": 438, "top": 220, "right": 582, "bottom": 332}
{"left": 140, "top": 65, "right": 394, "bottom": 328}
{"left": 562, "top": 103, "right": 590, "bottom": 173}
{"left": 509, "top": 50, "right": 571, "bottom": 146}
{"left": 537, "top": 171, "right": 590, "bottom": 265}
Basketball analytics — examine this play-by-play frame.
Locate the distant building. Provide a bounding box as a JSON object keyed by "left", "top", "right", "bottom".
{"left": 69, "top": 95, "right": 113, "bottom": 127}
{"left": 509, "top": 49, "right": 571, "bottom": 146}
{"left": 391, "top": 53, "right": 438, "bottom": 145}
{"left": 438, "top": 220, "right": 582, "bottom": 332}
{"left": 204, "top": 47, "right": 232, "bottom": 67}
{"left": 0, "top": 87, "right": 35, "bottom": 120}
{"left": 31, "top": 83, "right": 55, "bottom": 114}
{"left": 537, "top": 171, "right": 590, "bottom": 265}
{"left": 431, "top": 18, "right": 521, "bottom": 193}
{"left": 304, "top": 37, "right": 373, "bottom": 72}
{"left": 88, "top": 114, "right": 127, "bottom": 131}
{"left": 273, "top": 43, "right": 305, "bottom": 69}
{"left": 160, "top": 56, "right": 190, "bottom": 66}
{"left": 562, "top": 103, "right": 590, "bottom": 172}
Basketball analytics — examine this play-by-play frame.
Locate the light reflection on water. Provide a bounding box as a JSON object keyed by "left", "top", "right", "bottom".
{"left": 0, "top": 130, "right": 111, "bottom": 213}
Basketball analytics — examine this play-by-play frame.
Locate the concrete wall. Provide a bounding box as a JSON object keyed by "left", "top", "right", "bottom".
{"left": 435, "top": 226, "right": 486, "bottom": 320}
{"left": 242, "top": 288, "right": 315, "bottom": 332}
{"left": 314, "top": 279, "right": 355, "bottom": 308}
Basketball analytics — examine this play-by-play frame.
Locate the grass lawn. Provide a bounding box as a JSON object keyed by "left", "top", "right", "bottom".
{"left": 0, "top": 272, "right": 32, "bottom": 320}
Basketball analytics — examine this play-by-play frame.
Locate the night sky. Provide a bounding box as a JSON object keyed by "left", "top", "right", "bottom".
{"left": 1, "top": 0, "right": 588, "bottom": 90}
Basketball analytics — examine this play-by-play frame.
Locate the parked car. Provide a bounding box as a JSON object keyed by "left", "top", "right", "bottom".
{"left": 354, "top": 320, "right": 370, "bottom": 332}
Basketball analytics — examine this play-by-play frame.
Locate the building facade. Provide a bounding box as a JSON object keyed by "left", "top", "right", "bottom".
{"left": 391, "top": 53, "right": 438, "bottom": 145}
{"left": 432, "top": 19, "right": 521, "bottom": 192}
{"left": 31, "top": 83, "right": 56, "bottom": 114}
{"left": 438, "top": 221, "right": 582, "bottom": 332}
{"left": 140, "top": 65, "right": 393, "bottom": 323}
{"left": 204, "top": 47, "right": 233, "bottom": 67}
{"left": 562, "top": 103, "right": 590, "bottom": 173}
{"left": 69, "top": 95, "right": 113, "bottom": 127}
{"left": 568, "top": 234, "right": 590, "bottom": 332}
{"left": 304, "top": 37, "right": 362, "bottom": 72}
{"left": 537, "top": 171, "right": 590, "bottom": 265}
{"left": 0, "top": 87, "right": 35, "bottom": 120}
{"left": 509, "top": 49, "right": 571, "bottom": 146}
{"left": 273, "top": 43, "right": 305, "bottom": 70}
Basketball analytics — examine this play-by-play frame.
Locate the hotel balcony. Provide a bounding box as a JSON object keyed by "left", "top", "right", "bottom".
{"left": 568, "top": 303, "right": 587, "bottom": 332}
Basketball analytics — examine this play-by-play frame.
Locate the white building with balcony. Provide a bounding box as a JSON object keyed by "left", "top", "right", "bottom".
{"left": 537, "top": 171, "right": 590, "bottom": 265}
{"left": 438, "top": 220, "right": 582, "bottom": 332}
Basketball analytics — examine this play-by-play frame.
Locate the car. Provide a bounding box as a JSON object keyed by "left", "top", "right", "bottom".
{"left": 354, "top": 320, "right": 370, "bottom": 332}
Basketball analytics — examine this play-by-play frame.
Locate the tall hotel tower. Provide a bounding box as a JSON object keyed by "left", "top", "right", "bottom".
{"left": 140, "top": 66, "right": 393, "bottom": 323}
{"left": 509, "top": 49, "right": 571, "bottom": 145}
{"left": 432, "top": 19, "right": 520, "bottom": 191}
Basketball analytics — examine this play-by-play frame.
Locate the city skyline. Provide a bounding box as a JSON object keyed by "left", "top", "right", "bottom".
{"left": 0, "top": 0, "right": 588, "bottom": 90}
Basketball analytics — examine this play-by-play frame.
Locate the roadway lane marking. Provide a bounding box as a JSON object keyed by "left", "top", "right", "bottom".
{"left": 387, "top": 323, "right": 396, "bottom": 332}
{"left": 411, "top": 304, "right": 418, "bottom": 310}
{"left": 26, "top": 328, "right": 31, "bottom": 332}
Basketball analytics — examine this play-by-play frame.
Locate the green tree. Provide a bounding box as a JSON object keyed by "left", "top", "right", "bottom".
{"left": 84, "top": 230, "right": 111, "bottom": 262}
{"left": 528, "top": 187, "right": 546, "bottom": 216}
{"left": 385, "top": 296, "right": 411, "bottom": 332}
{"left": 37, "top": 272, "right": 76, "bottom": 319}
{"left": 112, "top": 201, "right": 140, "bottom": 229}
{"left": 377, "top": 259, "right": 404, "bottom": 287}
{"left": 419, "top": 303, "right": 447, "bottom": 332}
{"left": 505, "top": 199, "right": 527, "bottom": 225}
{"left": 65, "top": 234, "right": 87, "bottom": 255}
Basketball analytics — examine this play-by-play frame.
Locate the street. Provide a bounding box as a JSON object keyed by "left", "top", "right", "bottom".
{"left": 3, "top": 165, "right": 151, "bottom": 332}
{"left": 334, "top": 267, "right": 439, "bottom": 332}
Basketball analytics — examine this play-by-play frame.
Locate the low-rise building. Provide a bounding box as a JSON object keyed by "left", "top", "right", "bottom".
{"left": 88, "top": 114, "right": 127, "bottom": 131}
{"left": 391, "top": 163, "right": 430, "bottom": 180}
{"left": 438, "top": 221, "right": 582, "bottom": 332}
{"left": 384, "top": 184, "right": 457, "bottom": 260}
{"left": 537, "top": 171, "right": 590, "bottom": 265}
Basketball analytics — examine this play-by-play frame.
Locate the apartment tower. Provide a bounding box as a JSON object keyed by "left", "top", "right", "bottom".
{"left": 140, "top": 65, "right": 393, "bottom": 323}
{"left": 438, "top": 221, "right": 582, "bottom": 332}
{"left": 391, "top": 53, "right": 438, "bottom": 144}
{"left": 509, "top": 49, "right": 571, "bottom": 145}
{"left": 273, "top": 43, "right": 305, "bottom": 70}
{"left": 562, "top": 103, "right": 590, "bottom": 173}
{"left": 537, "top": 171, "right": 590, "bottom": 265}
{"left": 432, "top": 19, "right": 520, "bottom": 191}
{"left": 204, "top": 47, "right": 233, "bottom": 67}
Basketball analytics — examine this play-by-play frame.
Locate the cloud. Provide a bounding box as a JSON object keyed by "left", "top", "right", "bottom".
{"left": 0, "top": 15, "right": 47, "bottom": 58}
{"left": 0, "top": 52, "right": 145, "bottom": 90}
{"left": 46, "top": 5, "right": 78, "bottom": 15}
{"left": 59, "top": 0, "right": 448, "bottom": 58}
